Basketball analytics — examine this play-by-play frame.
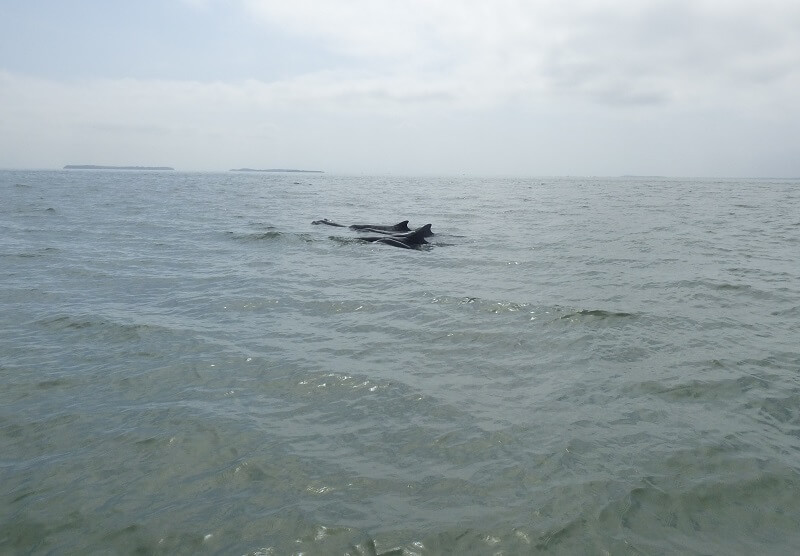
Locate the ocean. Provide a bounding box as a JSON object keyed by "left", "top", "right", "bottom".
{"left": 1, "top": 169, "right": 798, "bottom": 555}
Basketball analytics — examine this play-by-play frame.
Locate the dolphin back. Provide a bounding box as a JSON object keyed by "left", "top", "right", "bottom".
{"left": 374, "top": 237, "right": 414, "bottom": 249}
{"left": 350, "top": 220, "right": 410, "bottom": 232}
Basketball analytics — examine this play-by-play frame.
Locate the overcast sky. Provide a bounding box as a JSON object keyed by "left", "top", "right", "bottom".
{"left": 1, "top": 0, "right": 799, "bottom": 176}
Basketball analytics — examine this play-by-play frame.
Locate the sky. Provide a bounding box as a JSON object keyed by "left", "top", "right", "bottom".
{"left": 1, "top": 0, "right": 799, "bottom": 176}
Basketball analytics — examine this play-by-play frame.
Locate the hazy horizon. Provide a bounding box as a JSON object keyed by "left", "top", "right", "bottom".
{"left": 2, "top": 1, "right": 799, "bottom": 177}
{"left": 3, "top": 167, "right": 799, "bottom": 181}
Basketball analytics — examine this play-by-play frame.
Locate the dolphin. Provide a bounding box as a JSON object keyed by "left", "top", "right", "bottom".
{"left": 311, "top": 219, "right": 411, "bottom": 233}
{"left": 311, "top": 218, "right": 346, "bottom": 227}
{"left": 358, "top": 224, "right": 433, "bottom": 249}
{"left": 349, "top": 220, "right": 410, "bottom": 232}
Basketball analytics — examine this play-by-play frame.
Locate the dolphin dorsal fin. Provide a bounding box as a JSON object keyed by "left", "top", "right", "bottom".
{"left": 406, "top": 224, "right": 432, "bottom": 243}
{"left": 413, "top": 223, "right": 432, "bottom": 236}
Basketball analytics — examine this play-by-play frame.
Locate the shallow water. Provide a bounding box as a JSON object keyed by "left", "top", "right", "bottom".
{"left": 1, "top": 170, "right": 799, "bottom": 554}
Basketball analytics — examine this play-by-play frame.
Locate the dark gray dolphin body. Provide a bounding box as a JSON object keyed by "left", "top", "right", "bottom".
{"left": 312, "top": 219, "right": 411, "bottom": 233}
{"left": 349, "top": 220, "right": 410, "bottom": 233}
{"left": 358, "top": 224, "right": 433, "bottom": 249}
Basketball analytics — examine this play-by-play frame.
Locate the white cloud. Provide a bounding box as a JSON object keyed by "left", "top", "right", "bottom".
{"left": 2, "top": 1, "right": 799, "bottom": 175}
{"left": 241, "top": 0, "right": 800, "bottom": 109}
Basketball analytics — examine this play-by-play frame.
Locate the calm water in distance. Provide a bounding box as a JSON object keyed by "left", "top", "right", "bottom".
{"left": 1, "top": 170, "right": 799, "bottom": 554}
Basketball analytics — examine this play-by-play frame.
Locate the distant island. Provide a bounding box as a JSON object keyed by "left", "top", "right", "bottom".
{"left": 230, "top": 168, "right": 324, "bottom": 173}
{"left": 64, "top": 165, "right": 175, "bottom": 171}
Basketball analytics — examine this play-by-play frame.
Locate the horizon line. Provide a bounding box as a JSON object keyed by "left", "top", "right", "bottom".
{"left": 0, "top": 166, "right": 798, "bottom": 180}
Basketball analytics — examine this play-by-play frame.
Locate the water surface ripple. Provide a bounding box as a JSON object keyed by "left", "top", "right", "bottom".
{"left": 1, "top": 171, "right": 799, "bottom": 554}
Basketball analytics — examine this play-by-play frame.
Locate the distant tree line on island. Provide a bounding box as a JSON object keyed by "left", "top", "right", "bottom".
{"left": 63, "top": 165, "right": 324, "bottom": 173}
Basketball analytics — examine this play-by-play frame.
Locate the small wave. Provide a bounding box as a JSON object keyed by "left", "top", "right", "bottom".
{"left": 430, "top": 295, "right": 532, "bottom": 313}
{"left": 5, "top": 247, "right": 60, "bottom": 259}
{"left": 328, "top": 235, "right": 356, "bottom": 246}
{"left": 681, "top": 278, "right": 770, "bottom": 293}
{"left": 772, "top": 306, "right": 799, "bottom": 317}
{"left": 36, "top": 378, "right": 70, "bottom": 390}
{"left": 713, "top": 282, "right": 752, "bottom": 291}
{"left": 753, "top": 395, "right": 800, "bottom": 427}
{"left": 430, "top": 296, "right": 636, "bottom": 324}
{"left": 296, "top": 371, "right": 389, "bottom": 396}
{"left": 593, "top": 463, "right": 800, "bottom": 554}
{"left": 39, "top": 315, "right": 95, "bottom": 330}
{"left": 633, "top": 369, "right": 771, "bottom": 402}
{"left": 36, "top": 314, "right": 164, "bottom": 342}
{"left": 670, "top": 279, "right": 782, "bottom": 301}
{"left": 557, "top": 309, "right": 634, "bottom": 320}
{"left": 226, "top": 230, "right": 282, "bottom": 241}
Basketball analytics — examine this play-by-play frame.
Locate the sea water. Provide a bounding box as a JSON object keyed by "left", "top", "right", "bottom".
{"left": 1, "top": 170, "right": 798, "bottom": 554}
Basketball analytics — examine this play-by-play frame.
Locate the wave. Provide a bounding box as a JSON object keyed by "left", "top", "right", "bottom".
{"left": 225, "top": 230, "right": 282, "bottom": 241}
{"left": 430, "top": 295, "right": 636, "bottom": 323}
{"left": 35, "top": 314, "right": 171, "bottom": 344}
{"left": 557, "top": 309, "right": 635, "bottom": 320}
{"left": 228, "top": 455, "right": 800, "bottom": 554}
{"left": 225, "top": 228, "right": 321, "bottom": 244}
{"left": 2, "top": 247, "right": 60, "bottom": 259}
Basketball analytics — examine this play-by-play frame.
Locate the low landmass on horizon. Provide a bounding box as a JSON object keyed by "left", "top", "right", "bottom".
{"left": 230, "top": 168, "right": 324, "bottom": 173}
{"left": 64, "top": 165, "right": 175, "bottom": 171}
